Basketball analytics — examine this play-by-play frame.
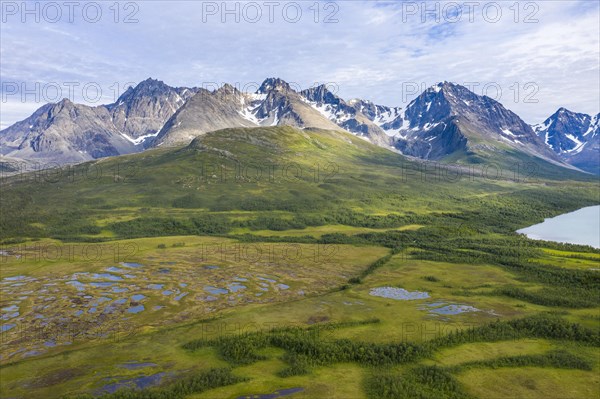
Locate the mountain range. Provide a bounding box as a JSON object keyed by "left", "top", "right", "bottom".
{"left": 533, "top": 108, "right": 599, "bottom": 174}
{"left": 1, "top": 77, "right": 598, "bottom": 174}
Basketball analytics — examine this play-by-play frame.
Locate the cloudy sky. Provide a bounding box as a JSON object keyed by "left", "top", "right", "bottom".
{"left": 1, "top": 0, "right": 598, "bottom": 128}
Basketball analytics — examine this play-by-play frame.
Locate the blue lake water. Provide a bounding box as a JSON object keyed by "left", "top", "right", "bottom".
{"left": 91, "top": 273, "right": 123, "bottom": 281}
{"left": 4, "top": 276, "right": 26, "bottom": 281}
{"left": 174, "top": 292, "right": 188, "bottom": 301}
{"left": 517, "top": 206, "right": 600, "bottom": 249}
{"left": 106, "top": 267, "right": 126, "bottom": 273}
{"left": 127, "top": 305, "right": 145, "bottom": 314}
{"left": 120, "top": 262, "right": 143, "bottom": 269}
{"left": 369, "top": 287, "right": 430, "bottom": 300}
{"left": 429, "top": 304, "right": 479, "bottom": 315}
{"left": 204, "top": 286, "right": 228, "bottom": 295}
{"left": 228, "top": 283, "right": 247, "bottom": 293}
{"left": 90, "top": 282, "right": 114, "bottom": 288}
{"left": 67, "top": 281, "right": 86, "bottom": 291}
{"left": 97, "top": 372, "right": 166, "bottom": 394}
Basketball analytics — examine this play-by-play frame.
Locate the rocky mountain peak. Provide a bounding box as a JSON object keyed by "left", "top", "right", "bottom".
{"left": 107, "top": 79, "right": 198, "bottom": 141}
{"left": 115, "top": 78, "right": 171, "bottom": 103}
{"left": 533, "top": 108, "right": 600, "bottom": 174}
{"left": 301, "top": 84, "right": 342, "bottom": 106}
{"left": 57, "top": 97, "right": 74, "bottom": 105}
{"left": 50, "top": 97, "right": 75, "bottom": 110}
{"left": 257, "top": 78, "right": 292, "bottom": 94}
{"left": 214, "top": 83, "right": 240, "bottom": 97}
{"left": 46, "top": 98, "right": 77, "bottom": 118}
{"left": 533, "top": 107, "right": 596, "bottom": 152}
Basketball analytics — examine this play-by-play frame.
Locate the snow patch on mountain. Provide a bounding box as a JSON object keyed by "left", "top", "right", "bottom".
{"left": 120, "top": 130, "right": 161, "bottom": 145}
{"left": 501, "top": 128, "right": 515, "bottom": 137}
{"left": 564, "top": 134, "right": 585, "bottom": 154}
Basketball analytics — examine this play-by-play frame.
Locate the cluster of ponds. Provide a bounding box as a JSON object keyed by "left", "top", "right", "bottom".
{"left": 96, "top": 365, "right": 302, "bottom": 399}
{"left": 90, "top": 359, "right": 303, "bottom": 397}
{"left": 369, "top": 286, "right": 485, "bottom": 316}
{"left": 0, "top": 261, "right": 293, "bottom": 362}
{"left": 97, "top": 369, "right": 169, "bottom": 395}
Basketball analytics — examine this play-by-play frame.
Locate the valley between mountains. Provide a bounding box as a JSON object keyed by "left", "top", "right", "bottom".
{"left": 0, "top": 118, "right": 599, "bottom": 398}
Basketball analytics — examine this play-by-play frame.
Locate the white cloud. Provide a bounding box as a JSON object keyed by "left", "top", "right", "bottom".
{"left": 1, "top": 0, "right": 598, "bottom": 127}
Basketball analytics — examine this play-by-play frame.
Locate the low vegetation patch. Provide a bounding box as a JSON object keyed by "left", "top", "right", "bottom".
{"left": 67, "top": 368, "right": 247, "bottom": 399}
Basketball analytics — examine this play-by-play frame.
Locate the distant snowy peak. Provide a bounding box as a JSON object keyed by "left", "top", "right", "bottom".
{"left": 152, "top": 78, "right": 344, "bottom": 146}
{"left": 532, "top": 108, "right": 599, "bottom": 174}
{"left": 533, "top": 108, "right": 598, "bottom": 154}
{"left": 301, "top": 85, "right": 357, "bottom": 124}
{"left": 299, "top": 81, "right": 552, "bottom": 160}
{"left": 383, "top": 81, "right": 557, "bottom": 161}
{"left": 299, "top": 85, "right": 391, "bottom": 145}
{"left": 347, "top": 99, "right": 404, "bottom": 135}
{"left": 585, "top": 113, "right": 600, "bottom": 137}
{"left": 237, "top": 92, "right": 266, "bottom": 125}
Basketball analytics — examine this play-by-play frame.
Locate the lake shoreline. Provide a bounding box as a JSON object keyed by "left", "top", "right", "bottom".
{"left": 517, "top": 205, "right": 600, "bottom": 249}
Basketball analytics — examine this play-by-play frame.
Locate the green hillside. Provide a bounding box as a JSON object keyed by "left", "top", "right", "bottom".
{"left": 0, "top": 126, "right": 598, "bottom": 399}
{"left": 0, "top": 126, "right": 595, "bottom": 242}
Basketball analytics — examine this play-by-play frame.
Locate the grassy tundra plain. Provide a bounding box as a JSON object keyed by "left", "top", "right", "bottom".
{"left": 0, "top": 127, "right": 598, "bottom": 398}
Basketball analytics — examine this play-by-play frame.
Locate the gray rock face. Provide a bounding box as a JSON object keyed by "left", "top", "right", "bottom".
{"left": 0, "top": 79, "right": 196, "bottom": 165}
{"left": 400, "top": 82, "right": 557, "bottom": 160}
{"left": 300, "top": 85, "right": 391, "bottom": 146}
{"left": 249, "top": 78, "right": 343, "bottom": 133}
{"left": 348, "top": 99, "right": 404, "bottom": 132}
{"left": 108, "top": 78, "right": 198, "bottom": 143}
{"left": 150, "top": 86, "right": 255, "bottom": 146}
{"left": 352, "top": 82, "right": 559, "bottom": 163}
{"left": 1, "top": 77, "right": 589, "bottom": 173}
{"left": 533, "top": 109, "right": 600, "bottom": 174}
{"left": 257, "top": 78, "right": 293, "bottom": 94}
{"left": 152, "top": 78, "right": 343, "bottom": 146}
{"left": 0, "top": 99, "right": 135, "bottom": 164}
{"left": 394, "top": 117, "right": 467, "bottom": 159}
